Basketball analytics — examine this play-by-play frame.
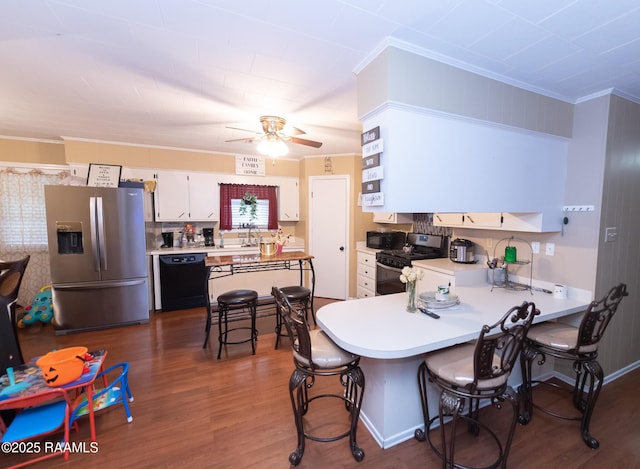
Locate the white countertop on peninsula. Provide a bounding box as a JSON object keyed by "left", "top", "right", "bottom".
{"left": 316, "top": 285, "right": 590, "bottom": 360}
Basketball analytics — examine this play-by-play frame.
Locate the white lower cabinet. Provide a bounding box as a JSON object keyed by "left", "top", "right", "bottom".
{"left": 356, "top": 250, "right": 377, "bottom": 298}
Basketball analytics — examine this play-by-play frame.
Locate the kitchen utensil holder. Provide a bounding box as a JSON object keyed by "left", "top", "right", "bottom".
{"left": 491, "top": 236, "right": 533, "bottom": 293}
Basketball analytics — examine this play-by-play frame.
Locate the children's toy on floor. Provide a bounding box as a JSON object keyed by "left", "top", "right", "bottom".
{"left": 19, "top": 285, "right": 54, "bottom": 327}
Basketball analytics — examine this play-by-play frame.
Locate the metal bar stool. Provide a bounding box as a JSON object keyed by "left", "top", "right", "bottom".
{"left": 415, "top": 301, "right": 539, "bottom": 469}
{"left": 272, "top": 287, "right": 365, "bottom": 466}
{"left": 215, "top": 289, "right": 258, "bottom": 359}
{"left": 274, "top": 285, "right": 312, "bottom": 349}
{"left": 519, "top": 283, "right": 628, "bottom": 449}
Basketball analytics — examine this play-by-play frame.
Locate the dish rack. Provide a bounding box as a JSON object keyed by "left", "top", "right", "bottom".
{"left": 490, "top": 236, "right": 533, "bottom": 293}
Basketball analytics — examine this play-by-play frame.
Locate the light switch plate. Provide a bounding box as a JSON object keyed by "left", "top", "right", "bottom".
{"left": 545, "top": 242, "right": 555, "bottom": 256}
{"left": 605, "top": 227, "right": 617, "bottom": 242}
{"left": 531, "top": 241, "right": 540, "bottom": 254}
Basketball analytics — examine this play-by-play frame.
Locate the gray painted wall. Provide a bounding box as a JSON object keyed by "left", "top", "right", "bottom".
{"left": 595, "top": 95, "right": 640, "bottom": 375}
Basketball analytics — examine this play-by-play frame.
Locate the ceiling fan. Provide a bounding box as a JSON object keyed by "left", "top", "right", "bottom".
{"left": 225, "top": 115, "right": 322, "bottom": 156}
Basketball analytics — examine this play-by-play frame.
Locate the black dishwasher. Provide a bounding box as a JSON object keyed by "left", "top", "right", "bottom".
{"left": 159, "top": 253, "right": 207, "bottom": 311}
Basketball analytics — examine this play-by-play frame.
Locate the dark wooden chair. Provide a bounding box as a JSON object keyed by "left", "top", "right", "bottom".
{"left": 0, "top": 256, "right": 30, "bottom": 364}
{"left": 519, "top": 283, "right": 628, "bottom": 449}
{"left": 415, "top": 301, "right": 539, "bottom": 469}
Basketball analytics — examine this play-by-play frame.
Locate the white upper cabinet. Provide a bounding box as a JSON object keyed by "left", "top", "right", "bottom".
{"left": 127, "top": 168, "right": 157, "bottom": 222}
{"left": 361, "top": 106, "right": 567, "bottom": 232}
{"left": 187, "top": 172, "right": 219, "bottom": 221}
{"left": 433, "top": 212, "right": 501, "bottom": 229}
{"left": 277, "top": 177, "right": 299, "bottom": 221}
{"left": 373, "top": 212, "right": 413, "bottom": 224}
{"left": 432, "top": 213, "right": 464, "bottom": 227}
{"left": 154, "top": 171, "right": 218, "bottom": 222}
{"left": 434, "top": 211, "right": 553, "bottom": 233}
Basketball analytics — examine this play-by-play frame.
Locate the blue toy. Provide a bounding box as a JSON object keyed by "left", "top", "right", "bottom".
{"left": 19, "top": 285, "right": 54, "bottom": 327}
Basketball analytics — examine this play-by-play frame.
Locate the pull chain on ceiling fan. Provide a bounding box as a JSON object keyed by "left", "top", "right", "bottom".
{"left": 226, "top": 115, "right": 322, "bottom": 157}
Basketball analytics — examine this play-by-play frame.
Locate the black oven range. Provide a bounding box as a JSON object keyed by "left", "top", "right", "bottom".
{"left": 376, "top": 233, "right": 448, "bottom": 295}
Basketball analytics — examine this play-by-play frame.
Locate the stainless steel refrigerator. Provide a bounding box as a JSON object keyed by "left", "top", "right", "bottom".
{"left": 45, "top": 185, "right": 149, "bottom": 334}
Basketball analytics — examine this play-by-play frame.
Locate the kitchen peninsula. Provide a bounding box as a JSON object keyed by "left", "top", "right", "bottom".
{"left": 316, "top": 285, "right": 591, "bottom": 449}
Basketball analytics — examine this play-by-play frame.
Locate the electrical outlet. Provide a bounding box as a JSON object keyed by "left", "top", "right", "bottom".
{"left": 486, "top": 238, "right": 493, "bottom": 249}
{"left": 545, "top": 242, "right": 555, "bottom": 256}
{"left": 605, "top": 227, "right": 617, "bottom": 243}
{"left": 531, "top": 241, "right": 540, "bottom": 254}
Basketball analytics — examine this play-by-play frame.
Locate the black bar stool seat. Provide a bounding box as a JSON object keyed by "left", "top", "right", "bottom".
{"left": 215, "top": 289, "right": 258, "bottom": 359}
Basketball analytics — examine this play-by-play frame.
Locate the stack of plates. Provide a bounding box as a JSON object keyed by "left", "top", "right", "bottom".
{"left": 418, "top": 292, "right": 460, "bottom": 309}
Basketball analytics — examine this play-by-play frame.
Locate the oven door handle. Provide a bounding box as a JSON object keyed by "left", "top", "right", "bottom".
{"left": 376, "top": 262, "right": 404, "bottom": 273}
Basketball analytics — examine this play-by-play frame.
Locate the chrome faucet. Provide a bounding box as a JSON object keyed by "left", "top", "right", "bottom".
{"left": 248, "top": 223, "right": 260, "bottom": 246}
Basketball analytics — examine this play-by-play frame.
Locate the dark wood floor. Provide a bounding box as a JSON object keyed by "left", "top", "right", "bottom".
{"left": 6, "top": 299, "right": 640, "bottom": 468}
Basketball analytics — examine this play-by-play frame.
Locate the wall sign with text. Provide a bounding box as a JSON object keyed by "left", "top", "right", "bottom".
{"left": 235, "top": 155, "right": 266, "bottom": 176}
{"left": 87, "top": 163, "right": 122, "bottom": 188}
{"left": 361, "top": 126, "right": 384, "bottom": 207}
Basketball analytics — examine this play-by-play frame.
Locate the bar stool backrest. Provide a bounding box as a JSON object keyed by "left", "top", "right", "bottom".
{"left": 272, "top": 287, "right": 312, "bottom": 367}
{"left": 473, "top": 301, "right": 540, "bottom": 391}
{"left": 577, "top": 283, "right": 628, "bottom": 353}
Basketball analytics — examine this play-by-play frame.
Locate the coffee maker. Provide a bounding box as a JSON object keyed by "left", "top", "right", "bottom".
{"left": 202, "top": 228, "right": 215, "bottom": 247}
{"left": 161, "top": 232, "right": 174, "bottom": 248}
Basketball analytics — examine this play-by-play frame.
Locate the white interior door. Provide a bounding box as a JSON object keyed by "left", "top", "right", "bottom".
{"left": 309, "top": 176, "right": 349, "bottom": 299}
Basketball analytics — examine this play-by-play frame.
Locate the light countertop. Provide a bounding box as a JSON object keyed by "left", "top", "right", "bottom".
{"left": 412, "top": 257, "right": 487, "bottom": 275}
{"left": 148, "top": 241, "right": 305, "bottom": 256}
{"left": 317, "top": 285, "right": 590, "bottom": 360}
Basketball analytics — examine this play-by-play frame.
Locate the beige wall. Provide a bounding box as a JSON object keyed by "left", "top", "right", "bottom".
{"left": 358, "top": 46, "right": 574, "bottom": 138}
{"left": 0, "top": 138, "right": 66, "bottom": 164}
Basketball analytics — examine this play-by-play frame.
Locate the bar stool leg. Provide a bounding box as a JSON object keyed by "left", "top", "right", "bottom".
{"left": 577, "top": 360, "right": 603, "bottom": 449}
{"left": 217, "top": 306, "right": 227, "bottom": 360}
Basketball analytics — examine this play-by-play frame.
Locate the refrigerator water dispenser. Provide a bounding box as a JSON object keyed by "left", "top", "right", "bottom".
{"left": 56, "top": 221, "right": 84, "bottom": 254}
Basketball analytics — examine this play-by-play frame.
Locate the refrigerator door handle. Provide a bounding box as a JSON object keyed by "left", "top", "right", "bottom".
{"left": 53, "top": 278, "right": 146, "bottom": 290}
{"left": 89, "top": 196, "right": 100, "bottom": 272}
{"left": 96, "top": 196, "right": 107, "bottom": 271}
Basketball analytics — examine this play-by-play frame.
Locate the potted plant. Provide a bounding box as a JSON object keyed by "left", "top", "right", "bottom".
{"left": 239, "top": 192, "right": 258, "bottom": 220}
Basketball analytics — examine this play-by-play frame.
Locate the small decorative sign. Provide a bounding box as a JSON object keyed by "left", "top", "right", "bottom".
{"left": 362, "top": 192, "right": 384, "bottom": 206}
{"left": 87, "top": 164, "right": 122, "bottom": 188}
{"left": 362, "top": 153, "right": 380, "bottom": 169}
{"left": 362, "top": 165, "right": 383, "bottom": 183}
{"left": 362, "top": 180, "right": 380, "bottom": 194}
{"left": 361, "top": 126, "right": 380, "bottom": 146}
{"left": 235, "top": 155, "right": 265, "bottom": 176}
{"left": 362, "top": 139, "right": 384, "bottom": 157}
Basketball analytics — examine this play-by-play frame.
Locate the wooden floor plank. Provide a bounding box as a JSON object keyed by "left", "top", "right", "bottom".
{"left": 5, "top": 299, "right": 640, "bottom": 468}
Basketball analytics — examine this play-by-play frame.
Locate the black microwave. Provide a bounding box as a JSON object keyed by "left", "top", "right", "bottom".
{"left": 366, "top": 231, "right": 406, "bottom": 250}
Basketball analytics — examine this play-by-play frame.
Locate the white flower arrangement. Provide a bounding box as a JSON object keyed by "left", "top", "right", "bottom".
{"left": 399, "top": 266, "right": 423, "bottom": 284}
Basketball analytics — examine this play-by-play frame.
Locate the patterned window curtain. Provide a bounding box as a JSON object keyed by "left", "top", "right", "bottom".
{"left": 219, "top": 183, "right": 278, "bottom": 231}
{"left": 0, "top": 168, "right": 66, "bottom": 306}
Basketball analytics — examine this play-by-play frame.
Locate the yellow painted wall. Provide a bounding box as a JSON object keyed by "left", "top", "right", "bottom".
{"left": 0, "top": 138, "right": 65, "bottom": 164}
{"left": 2, "top": 137, "right": 370, "bottom": 297}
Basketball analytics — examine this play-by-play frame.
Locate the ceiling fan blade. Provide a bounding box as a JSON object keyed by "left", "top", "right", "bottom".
{"left": 226, "top": 126, "right": 261, "bottom": 135}
{"left": 283, "top": 126, "right": 306, "bottom": 136}
{"left": 290, "top": 136, "right": 323, "bottom": 148}
{"left": 224, "top": 137, "right": 257, "bottom": 143}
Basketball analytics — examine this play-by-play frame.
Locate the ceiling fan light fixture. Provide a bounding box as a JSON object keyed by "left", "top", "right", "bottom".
{"left": 257, "top": 134, "right": 289, "bottom": 157}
